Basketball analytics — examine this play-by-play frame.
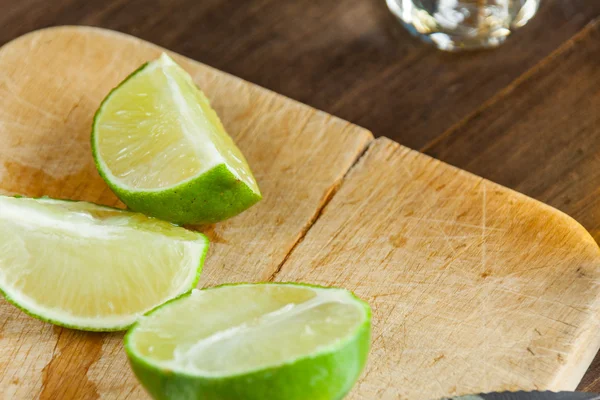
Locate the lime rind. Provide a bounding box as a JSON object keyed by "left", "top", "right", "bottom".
{"left": 95, "top": 162, "right": 261, "bottom": 225}
{"left": 91, "top": 54, "right": 261, "bottom": 225}
{"left": 124, "top": 282, "right": 371, "bottom": 400}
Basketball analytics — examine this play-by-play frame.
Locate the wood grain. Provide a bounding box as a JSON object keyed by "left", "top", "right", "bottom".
{"left": 422, "top": 19, "right": 600, "bottom": 392}
{"left": 425, "top": 19, "right": 600, "bottom": 263}
{"left": 0, "top": 0, "right": 598, "bottom": 148}
{"left": 276, "top": 138, "right": 600, "bottom": 399}
{"left": 0, "top": 27, "right": 371, "bottom": 398}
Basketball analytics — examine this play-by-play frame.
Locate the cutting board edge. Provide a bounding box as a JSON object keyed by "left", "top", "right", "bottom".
{"left": 551, "top": 329, "right": 600, "bottom": 391}
{"left": 376, "top": 137, "right": 600, "bottom": 253}
{"left": 0, "top": 25, "right": 375, "bottom": 144}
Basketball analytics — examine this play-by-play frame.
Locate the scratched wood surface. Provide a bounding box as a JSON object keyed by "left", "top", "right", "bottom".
{"left": 276, "top": 138, "right": 600, "bottom": 399}
{"left": 419, "top": 20, "right": 600, "bottom": 392}
{"left": 0, "top": 26, "right": 372, "bottom": 399}
{"left": 424, "top": 20, "right": 600, "bottom": 245}
{"left": 0, "top": 27, "right": 599, "bottom": 399}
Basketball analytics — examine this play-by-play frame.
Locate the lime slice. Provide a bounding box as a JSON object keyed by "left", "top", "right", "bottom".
{"left": 125, "top": 283, "right": 371, "bottom": 400}
{"left": 92, "top": 53, "right": 261, "bottom": 225}
{"left": 0, "top": 195, "right": 208, "bottom": 331}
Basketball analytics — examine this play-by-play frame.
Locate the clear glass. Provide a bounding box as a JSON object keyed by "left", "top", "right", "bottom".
{"left": 386, "top": 0, "right": 541, "bottom": 51}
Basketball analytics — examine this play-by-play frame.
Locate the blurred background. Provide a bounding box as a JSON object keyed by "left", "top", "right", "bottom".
{"left": 0, "top": 1, "right": 595, "bottom": 149}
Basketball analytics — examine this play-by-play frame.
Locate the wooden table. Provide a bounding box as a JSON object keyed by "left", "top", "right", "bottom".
{"left": 1, "top": 0, "right": 600, "bottom": 394}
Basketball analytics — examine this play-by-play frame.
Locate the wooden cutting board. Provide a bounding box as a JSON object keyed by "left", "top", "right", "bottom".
{"left": 1, "top": 26, "right": 599, "bottom": 400}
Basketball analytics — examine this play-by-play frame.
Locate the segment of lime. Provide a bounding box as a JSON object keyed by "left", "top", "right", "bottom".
{"left": 125, "top": 283, "right": 371, "bottom": 400}
{"left": 0, "top": 195, "right": 208, "bottom": 331}
{"left": 92, "top": 53, "right": 261, "bottom": 225}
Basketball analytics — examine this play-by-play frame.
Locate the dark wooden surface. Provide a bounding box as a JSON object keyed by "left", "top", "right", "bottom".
{"left": 1, "top": 0, "right": 600, "bottom": 393}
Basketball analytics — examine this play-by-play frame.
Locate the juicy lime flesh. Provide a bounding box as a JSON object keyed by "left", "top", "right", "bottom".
{"left": 129, "top": 284, "right": 365, "bottom": 376}
{"left": 0, "top": 196, "right": 206, "bottom": 328}
{"left": 94, "top": 53, "right": 259, "bottom": 194}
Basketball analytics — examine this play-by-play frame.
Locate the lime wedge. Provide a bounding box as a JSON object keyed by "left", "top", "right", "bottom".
{"left": 92, "top": 53, "right": 261, "bottom": 225}
{"left": 125, "top": 283, "right": 371, "bottom": 400}
{"left": 0, "top": 195, "right": 208, "bottom": 331}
